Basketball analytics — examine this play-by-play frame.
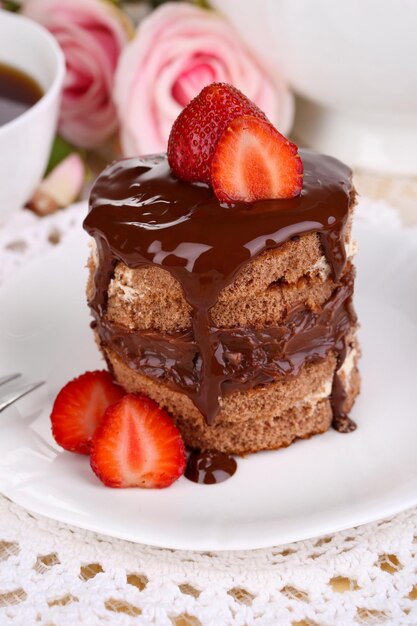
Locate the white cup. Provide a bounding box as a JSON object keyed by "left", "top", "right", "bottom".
{"left": 210, "top": 0, "right": 417, "bottom": 175}
{"left": 0, "top": 11, "right": 65, "bottom": 217}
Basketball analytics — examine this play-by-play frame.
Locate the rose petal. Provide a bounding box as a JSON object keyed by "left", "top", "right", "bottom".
{"left": 23, "top": 0, "right": 131, "bottom": 148}
{"left": 27, "top": 153, "right": 85, "bottom": 215}
{"left": 114, "top": 2, "right": 293, "bottom": 155}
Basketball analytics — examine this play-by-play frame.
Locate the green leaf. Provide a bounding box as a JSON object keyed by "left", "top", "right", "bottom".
{"left": 45, "top": 135, "right": 83, "bottom": 176}
{"left": 2, "top": 0, "right": 21, "bottom": 12}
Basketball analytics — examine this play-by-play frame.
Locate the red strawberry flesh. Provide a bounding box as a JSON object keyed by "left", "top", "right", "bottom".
{"left": 210, "top": 115, "right": 303, "bottom": 202}
{"left": 51, "top": 370, "right": 125, "bottom": 455}
{"left": 90, "top": 394, "right": 186, "bottom": 489}
{"left": 167, "top": 82, "right": 267, "bottom": 183}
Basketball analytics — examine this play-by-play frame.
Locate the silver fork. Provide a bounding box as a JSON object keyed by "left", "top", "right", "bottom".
{"left": 0, "top": 373, "right": 45, "bottom": 413}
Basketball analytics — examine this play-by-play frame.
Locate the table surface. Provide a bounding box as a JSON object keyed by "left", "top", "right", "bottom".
{"left": 353, "top": 168, "right": 417, "bottom": 226}
{"left": 0, "top": 167, "right": 416, "bottom": 626}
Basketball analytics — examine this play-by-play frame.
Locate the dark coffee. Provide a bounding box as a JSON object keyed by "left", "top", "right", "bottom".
{"left": 0, "top": 63, "right": 43, "bottom": 127}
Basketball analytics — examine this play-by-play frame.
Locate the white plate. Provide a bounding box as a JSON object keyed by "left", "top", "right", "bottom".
{"left": 0, "top": 219, "right": 416, "bottom": 551}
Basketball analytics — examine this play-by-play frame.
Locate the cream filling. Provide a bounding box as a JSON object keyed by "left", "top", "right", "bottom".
{"left": 346, "top": 238, "right": 358, "bottom": 259}
{"left": 109, "top": 266, "right": 152, "bottom": 303}
{"left": 294, "top": 378, "right": 333, "bottom": 410}
{"left": 338, "top": 346, "right": 357, "bottom": 384}
{"left": 111, "top": 282, "right": 141, "bottom": 303}
{"left": 307, "top": 256, "right": 330, "bottom": 280}
{"left": 294, "top": 346, "right": 358, "bottom": 410}
{"left": 89, "top": 244, "right": 151, "bottom": 306}
{"left": 307, "top": 238, "right": 358, "bottom": 280}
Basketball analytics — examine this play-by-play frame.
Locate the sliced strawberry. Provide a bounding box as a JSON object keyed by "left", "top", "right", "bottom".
{"left": 210, "top": 115, "right": 303, "bottom": 202}
{"left": 90, "top": 394, "right": 186, "bottom": 489}
{"left": 51, "top": 370, "right": 125, "bottom": 455}
{"left": 167, "top": 82, "right": 267, "bottom": 183}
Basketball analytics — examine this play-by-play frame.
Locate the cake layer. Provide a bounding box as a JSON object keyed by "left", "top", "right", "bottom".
{"left": 103, "top": 341, "right": 360, "bottom": 454}
{"left": 88, "top": 228, "right": 354, "bottom": 333}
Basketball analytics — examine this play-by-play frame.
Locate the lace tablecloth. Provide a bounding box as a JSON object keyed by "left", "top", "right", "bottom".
{"left": 0, "top": 197, "right": 417, "bottom": 626}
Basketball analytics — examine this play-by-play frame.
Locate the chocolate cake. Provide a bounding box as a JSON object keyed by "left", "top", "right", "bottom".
{"left": 84, "top": 149, "right": 359, "bottom": 456}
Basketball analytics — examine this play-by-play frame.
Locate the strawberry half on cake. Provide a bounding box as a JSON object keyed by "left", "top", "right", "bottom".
{"left": 83, "top": 83, "right": 360, "bottom": 459}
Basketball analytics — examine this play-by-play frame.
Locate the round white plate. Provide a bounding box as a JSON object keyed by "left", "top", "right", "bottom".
{"left": 0, "top": 219, "right": 416, "bottom": 551}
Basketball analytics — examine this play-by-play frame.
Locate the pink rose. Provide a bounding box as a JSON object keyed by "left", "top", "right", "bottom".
{"left": 23, "top": 0, "right": 132, "bottom": 148}
{"left": 114, "top": 2, "right": 294, "bottom": 156}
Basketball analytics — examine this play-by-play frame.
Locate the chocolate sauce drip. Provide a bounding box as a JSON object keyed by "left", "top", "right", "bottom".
{"left": 330, "top": 336, "right": 357, "bottom": 432}
{"left": 331, "top": 374, "right": 357, "bottom": 432}
{"left": 92, "top": 238, "right": 116, "bottom": 318}
{"left": 185, "top": 451, "right": 237, "bottom": 484}
{"left": 84, "top": 151, "right": 354, "bottom": 425}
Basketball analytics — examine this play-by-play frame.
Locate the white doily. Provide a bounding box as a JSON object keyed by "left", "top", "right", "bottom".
{"left": 0, "top": 199, "right": 416, "bottom": 626}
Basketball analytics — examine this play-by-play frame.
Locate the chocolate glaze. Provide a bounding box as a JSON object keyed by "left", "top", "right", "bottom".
{"left": 185, "top": 450, "right": 237, "bottom": 484}
{"left": 331, "top": 369, "right": 357, "bottom": 432}
{"left": 84, "top": 150, "right": 356, "bottom": 426}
